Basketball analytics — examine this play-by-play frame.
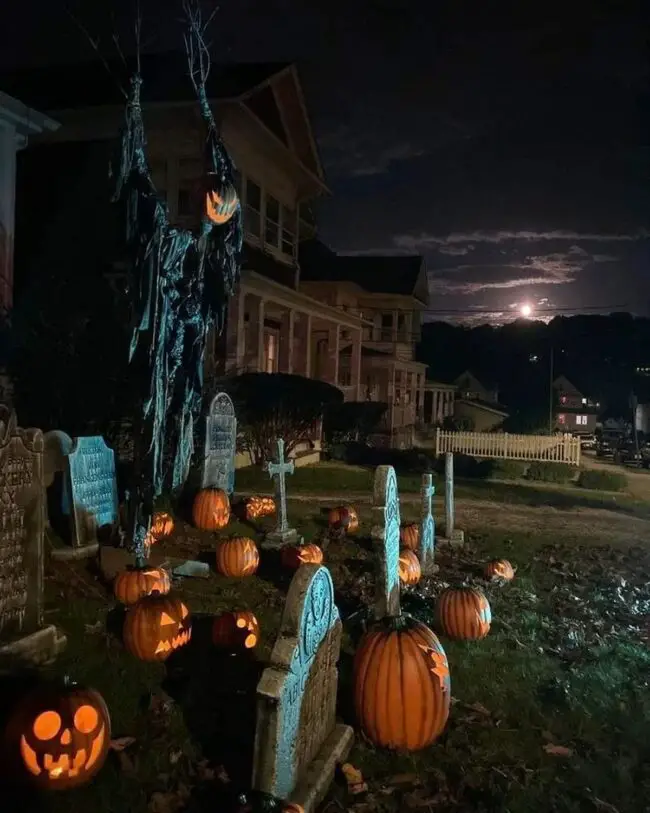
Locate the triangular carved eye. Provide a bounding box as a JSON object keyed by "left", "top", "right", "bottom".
{"left": 180, "top": 604, "right": 189, "bottom": 619}
{"left": 160, "top": 612, "right": 176, "bottom": 626}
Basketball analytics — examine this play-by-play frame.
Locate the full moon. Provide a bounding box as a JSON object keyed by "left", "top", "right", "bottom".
{"left": 520, "top": 303, "right": 532, "bottom": 317}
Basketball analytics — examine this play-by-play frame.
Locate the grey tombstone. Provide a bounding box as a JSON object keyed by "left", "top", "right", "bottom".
{"left": 442, "top": 453, "right": 464, "bottom": 547}
{"left": 202, "top": 392, "right": 237, "bottom": 494}
{"left": 419, "top": 473, "right": 438, "bottom": 575}
{"left": 371, "top": 465, "right": 401, "bottom": 620}
{"left": 57, "top": 436, "right": 118, "bottom": 560}
{"left": 0, "top": 408, "right": 66, "bottom": 669}
{"left": 263, "top": 437, "right": 299, "bottom": 549}
{"left": 252, "top": 564, "right": 353, "bottom": 811}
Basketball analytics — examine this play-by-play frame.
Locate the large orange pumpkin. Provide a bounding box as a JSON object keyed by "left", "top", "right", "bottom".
{"left": 328, "top": 505, "right": 359, "bottom": 534}
{"left": 205, "top": 180, "right": 239, "bottom": 226}
{"left": 193, "top": 488, "right": 231, "bottom": 531}
{"left": 484, "top": 558, "right": 515, "bottom": 582}
{"left": 216, "top": 537, "right": 260, "bottom": 577}
{"left": 212, "top": 610, "right": 260, "bottom": 650}
{"left": 4, "top": 678, "right": 111, "bottom": 790}
{"left": 398, "top": 549, "right": 421, "bottom": 586}
{"left": 281, "top": 543, "right": 324, "bottom": 570}
{"left": 400, "top": 523, "right": 419, "bottom": 551}
{"left": 123, "top": 594, "right": 192, "bottom": 661}
{"left": 113, "top": 567, "right": 171, "bottom": 605}
{"left": 436, "top": 587, "right": 491, "bottom": 640}
{"left": 354, "top": 616, "right": 450, "bottom": 750}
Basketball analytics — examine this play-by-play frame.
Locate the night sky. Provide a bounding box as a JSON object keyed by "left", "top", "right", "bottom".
{"left": 1, "top": 1, "right": 648, "bottom": 325}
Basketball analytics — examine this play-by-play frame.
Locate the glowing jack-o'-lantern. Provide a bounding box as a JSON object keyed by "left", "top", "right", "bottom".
{"left": 281, "top": 542, "right": 324, "bottom": 570}
{"left": 113, "top": 566, "right": 171, "bottom": 605}
{"left": 123, "top": 594, "right": 192, "bottom": 661}
{"left": 205, "top": 177, "right": 239, "bottom": 226}
{"left": 193, "top": 488, "right": 231, "bottom": 531}
{"left": 328, "top": 505, "right": 359, "bottom": 535}
{"left": 6, "top": 679, "right": 111, "bottom": 790}
{"left": 212, "top": 610, "right": 260, "bottom": 650}
{"left": 144, "top": 511, "right": 174, "bottom": 548}
{"left": 484, "top": 558, "right": 515, "bottom": 582}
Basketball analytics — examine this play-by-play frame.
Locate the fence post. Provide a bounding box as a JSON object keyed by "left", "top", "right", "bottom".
{"left": 435, "top": 426, "right": 440, "bottom": 457}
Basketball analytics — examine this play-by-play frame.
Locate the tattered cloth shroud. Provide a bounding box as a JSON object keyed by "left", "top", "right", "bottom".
{"left": 112, "top": 66, "right": 242, "bottom": 559}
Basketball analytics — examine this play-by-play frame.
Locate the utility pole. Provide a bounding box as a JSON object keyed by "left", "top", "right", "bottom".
{"left": 548, "top": 345, "right": 554, "bottom": 434}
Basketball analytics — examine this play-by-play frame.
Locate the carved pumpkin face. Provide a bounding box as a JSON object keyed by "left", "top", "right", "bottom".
{"left": 281, "top": 543, "right": 324, "bottom": 570}
{"left": 484, "top": 558, "right": 515, "bottom": 582}
{"left": 12, "top": 683, "right": 110, "bottom": 790}
{"left": 212, "top": 610, "right": 260, "bottom": 650}
{"left": 205, "top": 177, "right": 239, "bottom": 225}
{"left": 123, "top": 594, "right": 192, "bottom": 661}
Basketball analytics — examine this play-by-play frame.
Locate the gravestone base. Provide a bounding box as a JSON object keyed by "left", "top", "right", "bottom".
{"left": 51, "top": 542, "right": 99, "bottom": 561}
{"left": 438, "top": 529, "right": 465, "bottom": 548}
{"left": 289, "top": 723, "right": 354, "bottom": 813}
{"left": 262, "top": 528, "right": 300, "bottom": 550}
{"left": 0, "top": 624, "right": 67, "bottom": 671}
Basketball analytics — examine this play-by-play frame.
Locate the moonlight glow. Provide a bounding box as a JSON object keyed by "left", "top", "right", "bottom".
{"left": 520, "top": 304, "right": 532, "bottom": 317}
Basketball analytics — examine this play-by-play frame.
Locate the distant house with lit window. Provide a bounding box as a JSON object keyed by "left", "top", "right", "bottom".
{"left": 553, "top": 375, "right": 599, "bottom": 434}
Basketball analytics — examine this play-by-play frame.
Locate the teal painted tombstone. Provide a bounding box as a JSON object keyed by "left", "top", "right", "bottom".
{"left": 202, "top": 392, "right": 236, "bottom": 494}
{"left": 419, "top": 473, "right": 436, "bottom": 574}
{"left": 371, "top": 465, "right": 401, "bottom": 619}
{"left": 66, "top": 436, "right": 118, "bottom": 553}
{"left": 252, "top": 565, "right": 353, "bottom": 811}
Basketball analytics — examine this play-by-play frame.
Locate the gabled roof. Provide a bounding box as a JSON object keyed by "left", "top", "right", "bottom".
{"left": 299, "top": 239, "right": 428, "bottom": 302}
{"left": 0, "top": 54, "right": 290, "bottom": 112}
{"left": 454, "top": 370, "right": 496, "bottom": 394}
{"left": 553, "top": 375, "right": 583, "bottom": 396}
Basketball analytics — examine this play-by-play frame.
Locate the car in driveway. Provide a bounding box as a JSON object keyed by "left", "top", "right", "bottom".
{"left": 595, "top": 430, "right": 626, "bottom": 459}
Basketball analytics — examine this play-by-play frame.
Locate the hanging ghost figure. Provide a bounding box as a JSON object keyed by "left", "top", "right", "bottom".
{"left": 112, "top": 2, "right": 242, "bottom": 563}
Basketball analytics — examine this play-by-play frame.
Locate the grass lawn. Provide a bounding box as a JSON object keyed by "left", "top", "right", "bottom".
{"left": 11, "top": 476, "right": 650, "bottom": 812}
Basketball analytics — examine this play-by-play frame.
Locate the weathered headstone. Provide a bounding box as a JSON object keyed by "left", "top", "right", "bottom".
{"left": 202, "top": 391, "right": 237, "bottom": 494}
{"left": 0, "top": 408, "right": 66, "bottom": 668}
{"left": 58, "top": 436, "right": 118, "bottom": 559}
{"left": 442, "top": 453, "right": 464, "bottom": 547}
{"left": 371, "top": 465, "right": 401, "bottom": 620}
{"left": 252, "top": 564, "right": 353, "bottom": 811}
{"left": 419, "top": 473, "right": 438, "bottom": 575}
{"left": 263, "top": 437, "right": 299, "bottom": 549}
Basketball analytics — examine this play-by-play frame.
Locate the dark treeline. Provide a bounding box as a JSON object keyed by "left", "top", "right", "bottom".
{"left": 418, "top": 314, "right": 650, "bottom": 430}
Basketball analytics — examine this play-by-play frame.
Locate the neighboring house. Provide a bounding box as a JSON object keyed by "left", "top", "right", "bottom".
{"left": 0, "top": 90, "right": 59, "bottom": 404}
{"left": 452, "top": 370, "right": 509, "bottom": 432}
{"left": 299, "top": 239, "right": 429, "bottom": 447}
{"left": 3, "top": 55, "right": 368, "bottom": 462}
{"left": 422, "top": 379, "right": 457, "bottom": 425}
{"left": 553, "top": 375, "right": 599, "bottom": 434}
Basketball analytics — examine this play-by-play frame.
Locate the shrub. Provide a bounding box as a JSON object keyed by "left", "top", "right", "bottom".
{"left": 489, "top": 460, "right": 528, "bottom": 480}
{"left": 323, "top": 401, "right": 388, "bottom": 443}
{"left": 526, "top": 461, "right": 575, "bottom": 484}
{"left": 577, "top": 469, "right": 628, "bottom": 492}
{"left": 433, "top": 453, "right": 492, "bottom": 480}
{"left": 223, "top": 373, "right": 343, "bottom": 465}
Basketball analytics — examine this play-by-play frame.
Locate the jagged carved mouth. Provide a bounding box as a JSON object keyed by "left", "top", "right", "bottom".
{"left": 20, "top": 724, "right": 106, "bottom": 781}
{"left": 154, "top": 627, "right": 192, "bottom": 655}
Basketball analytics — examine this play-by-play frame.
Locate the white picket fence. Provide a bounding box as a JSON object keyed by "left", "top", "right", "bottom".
{"left": 435, "top": 428, "right": 581, "bottom": 466}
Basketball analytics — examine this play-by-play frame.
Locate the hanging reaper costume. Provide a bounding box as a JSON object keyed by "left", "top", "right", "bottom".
{"left": 112, "top": 18, "right": 242, "bottom": 562}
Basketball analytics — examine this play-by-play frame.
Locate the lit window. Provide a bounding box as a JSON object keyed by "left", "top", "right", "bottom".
{"left": 557, "top": 414, "right": 566, "bottom": 424}
{"left": 560, "top": 395, "right": 567, "bottom": 404}
{"left": 581, "top": 397, "right": 587, "bottom": 405}
{"left": 576, "top": 415, "right": 588, "bottom": 425}
{"left": 263, "top": 329, "right": 278, "bottom": 373}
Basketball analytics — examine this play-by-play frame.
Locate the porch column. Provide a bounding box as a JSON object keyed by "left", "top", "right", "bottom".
{"left": 353, "top": 327, "right": 363, "bottom": 399}
{"left": 329, "top": 324, "right": 340, "bottom": 385}
{"left": 256, "top": 297, "right": 265, "bottom": 372}
{"left": 279, "top": 308, "right": 295, "bottom": 373}
{"left": 305, "top": 313, "right": 312, "bottom": 377}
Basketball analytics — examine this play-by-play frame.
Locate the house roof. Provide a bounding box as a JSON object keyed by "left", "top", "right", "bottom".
{"left": 454, "top": 370, "right": 497, "bottom": 394}
{"left": 0, "top": 54, "right": 291, "bottom": 112}
{"left": 457, "top": 398, "right": 509, "bottom": 417}
{"left": 552, "top": 375, "right": 584, "bottom": 396}
{"left": 299, "top": 239, "right": 427, "bottom": 301}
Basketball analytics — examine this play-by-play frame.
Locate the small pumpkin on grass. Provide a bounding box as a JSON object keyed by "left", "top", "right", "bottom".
{"left": 192, "top": 487, "right": 230, "bottom": 531}
{"left": 147, "top": 511, "right": 174, "bottom": 544}
{"left": 398, "top": 549, "right": 421, "bottom": 586}
{"left": 245, "top": 495, "right": 276, "bottom": 521}
{"left": 216, "top": 536, "right": 260, "bottom": 577}
{"left": 281, "top": 542, "right": 324, "bottom": 570}
{"left": 399, "top": 523, "right": 419, "bottom": 551}
{"left": 484, "top": 558, "right": 515, "bottom": 582}
{"left": 328, "top": 505, "right": 359, "bottom": 534}
{"left": 123, "top": 594, "right": 192, "bottom": 661}
{"left": 435, "top": 586, "right": 491, "bottom": 640}
{"left": 354, "top": 615, "right": 450, "bottom": 750}
{"left": 4, "top": 677, "right": 111, "bottom": 790}
{"left": 212, "top": 610, "right": 260, "bottom": 650}
{"left": 113, "top": 567, "right": 171, "bottom": 605}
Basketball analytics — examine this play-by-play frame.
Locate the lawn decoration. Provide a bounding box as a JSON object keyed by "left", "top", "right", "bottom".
{"left": 484, "top": 558, "right": 515, "bottom": 582}
{"left": 399, "top": 523, "right": 419, "bottom": 550}
{"left": 328, "top": 505, "right": 359, "bottom": 534}
{"left": 398, "top": 549, "right": 421, "bottom": 586}
{"left": 216, "top": 536, "right": 260, "bottom": 577}
{"left": 353, "top": 465, "right": 450, "bottom": 750}
{"left": 6, "top": 678, "right": 110, "bottom": 790}
{"left": 108, "top": 2, "right": 242, "bottom": 570}
{"left": 113, "top": 566, "right": 171, "bottom": 605}
{"left": 281, "top": 542, "right": 324, "bottom": 570}
{"left": 193, "top": 487, "right": 231, "bottom": 531}
{"left": 245, "top": 495, "right": 276, "bottom": 521}
{"left": 123, "top": 594, "right": 192, "bottom": 661}
{"left": 436, "top": 587, "right": 491, "bottom": 640}
{"left": 212, "top": 610, "right": 260, "bottom": 650}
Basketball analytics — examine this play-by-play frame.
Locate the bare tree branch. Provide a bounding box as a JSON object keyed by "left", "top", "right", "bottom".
{"left": 65, "top": 6, "right": 128, "bottom": 99}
